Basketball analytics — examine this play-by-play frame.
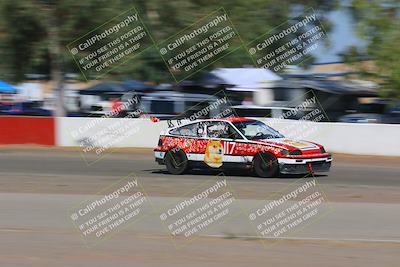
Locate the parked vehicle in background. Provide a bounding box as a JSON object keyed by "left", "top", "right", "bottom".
{"left": 79, "top": 91, "right": 140, "bottom": 117}
{"left": 339, "top": 101, "right": 400, "bottom": 124}
{"left": 232, "top": 105, "right": 302, "bottom": 119}
{"left": 0, "top": 93, "right": 17, "bottom": 114}
{"left": 139, "top": 91, "right": 231, "bottom": 120}
{"left": 0, "top": 101, "right": 52, "bottom": 116}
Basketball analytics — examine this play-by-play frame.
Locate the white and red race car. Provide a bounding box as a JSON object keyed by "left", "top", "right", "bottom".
{"left": 154, "top": 117, "right": 332, "bottom": 177}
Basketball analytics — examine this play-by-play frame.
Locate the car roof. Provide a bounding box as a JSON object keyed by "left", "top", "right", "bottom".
{"left": 142, "top": 91, "right": 219, "bottom": 99}
{"left": 232, "top": 105, "right": 296, "bottom": 111}
{"left": 168, "top": 117, "right": 256, "bottom": 131}
{"left": 205, "top": 117, "right": 255, "bottom": 123}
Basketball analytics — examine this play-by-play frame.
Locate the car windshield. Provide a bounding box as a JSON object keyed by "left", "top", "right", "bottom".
{"left": 233, "top": 120, "right": 284, "bottom": 140}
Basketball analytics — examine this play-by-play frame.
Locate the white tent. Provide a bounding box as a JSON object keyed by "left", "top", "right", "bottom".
{"left": 208, "top": 68, "right": 282, "bottom": 91}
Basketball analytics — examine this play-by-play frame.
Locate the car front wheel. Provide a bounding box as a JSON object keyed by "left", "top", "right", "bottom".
{"left": 165, "top": 149, "right": 188, "bottom": 175}
{"left": 253, "top": 152, "right": 279, "bottom": 178}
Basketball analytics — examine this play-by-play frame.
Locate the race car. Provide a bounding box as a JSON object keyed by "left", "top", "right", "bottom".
{"left": 154, "top": 117, "right": 332, "bottom": 177}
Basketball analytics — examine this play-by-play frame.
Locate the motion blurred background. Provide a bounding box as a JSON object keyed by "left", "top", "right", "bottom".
{"left": 0, "top": 0, "right": 399, "bottom": 123}
{"left": 1, "top": 3, "right": 400, "bottom": 266}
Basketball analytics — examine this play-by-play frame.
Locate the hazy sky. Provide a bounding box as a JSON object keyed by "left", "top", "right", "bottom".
{"left": 312, "top": 7, "right": 367, "bottom": 63}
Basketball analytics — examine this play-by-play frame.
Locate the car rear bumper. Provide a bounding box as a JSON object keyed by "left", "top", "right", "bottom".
{"left": 278, "top": 156, "right": 332, "bottom": 174}
{"left": 154, "top": 151, "right": 166, "bottom": 164}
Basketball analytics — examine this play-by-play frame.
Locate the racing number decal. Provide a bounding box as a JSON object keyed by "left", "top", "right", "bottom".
{"left": 223, "top": 141, "right": 236, "bottom": 155}
{"left": 204, "top": 141, "right": 236, "bottom": 168}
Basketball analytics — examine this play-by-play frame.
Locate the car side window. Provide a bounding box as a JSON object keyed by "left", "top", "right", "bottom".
{"left": 205, "top": 121, "right": 243, "bottom": 140}
{"left": 169, "top": 122, "right": 203, "bottom": 138}
{"left": 227, "top": 124, "right": 243, "bottom": 139}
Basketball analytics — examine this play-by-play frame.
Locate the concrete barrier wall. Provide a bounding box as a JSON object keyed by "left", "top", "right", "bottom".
{"left": 55, "top": 117, "right": 400, "bottom": 156}
{"left": 259, "top": 118, "right": 400, "bottom": 156}
{"left": 56, "top": 117, "right": 169, "bottom": 148}
{"left": 0, "top": 116, "right": 55, "bottom": 145}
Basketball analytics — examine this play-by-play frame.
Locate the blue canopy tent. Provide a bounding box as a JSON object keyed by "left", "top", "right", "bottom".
{"left": 0, "top": 80, "right": 17, "bottom": 93}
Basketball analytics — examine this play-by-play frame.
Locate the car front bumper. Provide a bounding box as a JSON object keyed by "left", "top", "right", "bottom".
{"left": 278, "top": 156, "right": 332, "bottom": 174}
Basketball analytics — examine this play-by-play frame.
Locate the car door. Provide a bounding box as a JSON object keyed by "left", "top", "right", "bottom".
{"left": 203, "top": 121, "right": 244, "bottom": 167}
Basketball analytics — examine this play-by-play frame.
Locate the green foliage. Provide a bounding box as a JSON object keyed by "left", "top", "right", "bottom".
{"left": 0, "top": 0, "right": 45, "bottom": 81}
{"left": 345, "top": 0, "right": 400, "bottom": 98}
{"left": 0, "top": 0, "right": 337, "bottom": 83}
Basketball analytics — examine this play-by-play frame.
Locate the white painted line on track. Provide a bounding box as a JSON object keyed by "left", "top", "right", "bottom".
{"left": 205, "top": 234, "right": 400, "bottom": 244}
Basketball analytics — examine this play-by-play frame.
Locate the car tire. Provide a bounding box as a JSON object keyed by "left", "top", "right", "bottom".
{"left": 253, "top": 152, "right": 279, "bottom": 178}
{"left": 165, "top": 149, "right": 188, "bottom": 175}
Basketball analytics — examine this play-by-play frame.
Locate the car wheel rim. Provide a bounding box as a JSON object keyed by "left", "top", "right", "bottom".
{"left": 171, "top": 153, "right": 183, "bottom": 168}
{"left": 260, "top": 158, "right": 272, "bottom": 171}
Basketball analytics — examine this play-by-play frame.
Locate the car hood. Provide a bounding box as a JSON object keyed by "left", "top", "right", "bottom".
{"left": 253, "top": 138, "right": 320, "bottom": 150}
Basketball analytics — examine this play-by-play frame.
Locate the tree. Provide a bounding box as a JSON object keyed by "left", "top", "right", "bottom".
{"left": 0, "top": 0, "right": 123, "bottom": 115}
{"left": 0, "top": 0, "right": 337, "bottom": 115}
{"left": 344, "top": 0, "right": 400, "bottom": 99}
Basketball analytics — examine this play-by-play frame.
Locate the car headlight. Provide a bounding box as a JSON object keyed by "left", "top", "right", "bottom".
{"left": 282, "top": 150, "right": 302, "bottom": 156}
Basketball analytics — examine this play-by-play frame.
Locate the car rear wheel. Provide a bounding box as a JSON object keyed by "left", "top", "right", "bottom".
{"left": 165, "top": 149, "right": 188, "bottom": 175}
{"left": 253, "top": 152, "right": 279, "bottom": 178}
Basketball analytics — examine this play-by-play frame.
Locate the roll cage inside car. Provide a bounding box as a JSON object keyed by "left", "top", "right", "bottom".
{"left": 168, "top": 119, "right": 280, "bottom": 141}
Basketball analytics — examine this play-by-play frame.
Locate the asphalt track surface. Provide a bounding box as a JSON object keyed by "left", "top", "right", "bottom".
{"left": 0, "top": 148, "right": 399, "bottom": 267}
